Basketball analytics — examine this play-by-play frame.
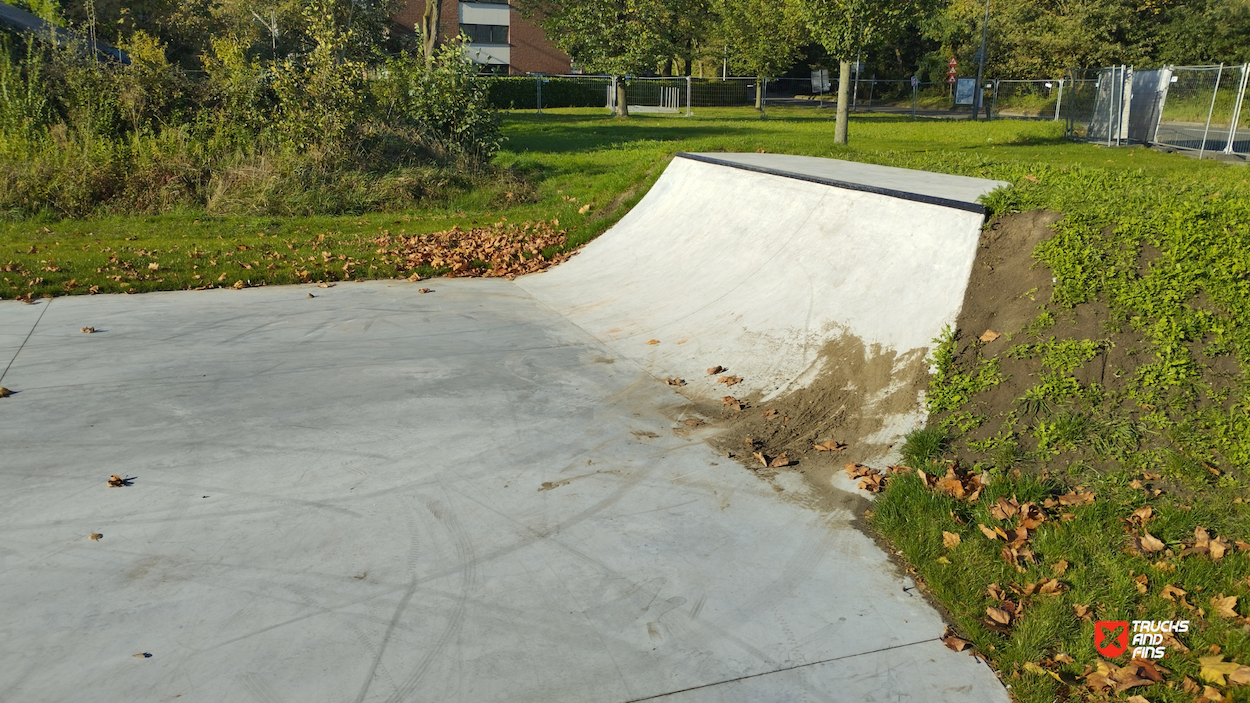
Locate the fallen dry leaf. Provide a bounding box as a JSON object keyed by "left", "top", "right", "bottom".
{"left": 943, "top": 531, "right": 962, "bottom": 548}
{"left": 232, "top": 280, "right": 245, "bottom": 289}
{"left": 706, "top": 366, "right": 726, "bottom": 375}
{"left": 1074, "top": 603, "right": 1093, "bottom": 621}
{"left": 1125, "top": 697, "right": 1150, "bottom": 703}
{"left": 0, "top": 387, "right": 11, "bottom": 398}
{"left": 307, "top": 293, "right": 315, "bottom": 298}
{"left": 814, "top": 440, "right": 847, "bottom": 452}
{"left": 1038, "top": 578, "right": 1064, "bottom": 595}
{"left": 987, "top": 583, "right": 1007, "bottom": 601}
{"left": 1137, "top": 531, "right": 1166, "bottom": 553}
{"left": 1055, "top": 653, "right": 1075, "bottom": 664}
{"left": 1229, "top": 666, "right": 1250, "bottom": 685}
{"left": 147, "top": 262, "right": 159, "bottom": 271}
{"left": 80, "top": 327, "right": 95, "bottom": 334}
{"left": 717, "top": 375, "right": 742, "bottom": 386}
{"left": 418, "top": 288, "right": 434, "bottom": 294}
{"left": 1002, "top": 545, "right": 1035, "bottom": 572}
{"left": 646, "top": 339, "right": 660, "bottom": 345}
{"left": 845, "top": 463, "right": 874, "bottom": 479}
{"left": 406, "top": 272, "right": 422, "bottom": 282}
{"left": 1133, "top": 573, "right": 1149, "bottom": 594}
{"left": 133, "top": 652, "right": 151, "bottom": 659}
{"left": 980, "top": 330, "right": 1001, "bottom": 343}
{"left": 858, "top": 473, "right": 886, "bottom": 492}
{"left": 721, "top": 396, "right": 746, "bottom": 411}
{"left": 768, "top": 452, "right": 793, "bottom": 468}
{"left": 1018, "top": 502, "right": 1046, "bottom": 529}
{"left": 665, "top": 378, "right": 686, "bottom": 387}
{"left": 989, "top": 496, "right": 1020, "bottom": 521}
{"left": 941, "top": 626, "right": 972, "bottom": 652}
{"left": 1211, "top": 594, "right": 1239, "bottom": 619}
{"left": 1057, "top": 490, "right": 1096, "bottom": 506}
{"left": 106, "top": 475, "right": 130, "bottom": 487}
{"left": 318, "top": 283, "right": 334, "bottom": 288}
{"left": 1129, "top": 505, "right": 1154, "bottom": 525}
{"left": 88, "top": 533, "right": 103, "bottom": 541}
{"left": 682, "top": 418, "right": 704, "bottom": 427}
{"left": 1052, "top": 560, "right": 1069, "bottom": 576}
{"left": 1200, "top": 655, "right": 1241, "bottom": 686}
{"left": 1161, "top": 584, "right": 1188, "bottom": 601}
{"left": 1199, "top": 685, "right": 1231, "bottom": 703}
{"left": 978, "top": 523, "right": 1000, "bottom": 540}
{"left": 761, "top": 408, "right": 779, "bottom": 418}
{"left": 578, "top": 203, "right": 592, "bottom": 214}
{"left": 753, "top": 452, "right": 768, "bottom": 468}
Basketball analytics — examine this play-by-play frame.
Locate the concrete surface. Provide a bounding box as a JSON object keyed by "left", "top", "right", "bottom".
{"left": 1, "top": 155, "right": 1013, "bottom": 703}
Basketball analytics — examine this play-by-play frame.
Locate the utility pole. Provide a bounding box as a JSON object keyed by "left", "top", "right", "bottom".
{"left": 973, "top": 0, "right": 990, "bottom": 120}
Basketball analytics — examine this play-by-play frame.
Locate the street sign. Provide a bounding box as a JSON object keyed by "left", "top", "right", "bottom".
{"left": 948, "top": 73, "right": 957, "bottom": 84}
{"left": 810, "top": 69, "right": 830, "bottom": 93}
{"left": 948, "top": 56, "right": 958, "bottom": 67}
{"left": 911, "top": 76, "right": 919, "bottom": 88}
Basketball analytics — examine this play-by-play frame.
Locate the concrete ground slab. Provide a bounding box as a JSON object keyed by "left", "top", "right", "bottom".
{"left": 0, "top": 280, "right": 1008, "bottom": 702}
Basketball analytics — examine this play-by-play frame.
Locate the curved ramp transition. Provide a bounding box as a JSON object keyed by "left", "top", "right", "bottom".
{"left": 521, "top": 153, "right": 1009, "bottom": 465}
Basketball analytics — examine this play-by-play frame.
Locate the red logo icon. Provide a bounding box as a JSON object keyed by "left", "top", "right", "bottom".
{"left": 1095, "top": 620, "right": 1129, "bottom": 658}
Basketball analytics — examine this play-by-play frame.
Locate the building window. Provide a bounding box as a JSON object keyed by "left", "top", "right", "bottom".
{"left": 462, "top": 23, "right": 508, "bottom": 44}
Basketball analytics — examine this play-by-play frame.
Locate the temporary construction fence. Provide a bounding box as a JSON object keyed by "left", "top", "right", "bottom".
{"left": 1064, "top": 64, "right": 1250, "bottom": 158}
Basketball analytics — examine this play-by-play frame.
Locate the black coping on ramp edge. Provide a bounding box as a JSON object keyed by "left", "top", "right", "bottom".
{"left": 675, "top": 152, "right": 990, "bottom": 215}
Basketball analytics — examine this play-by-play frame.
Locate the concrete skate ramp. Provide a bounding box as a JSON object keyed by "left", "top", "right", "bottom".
{"left": 0, "top": 155, "right": 1012, "bottom": 703}
{"left": 520, "top": 153, "right": 1008, "bottom": 462}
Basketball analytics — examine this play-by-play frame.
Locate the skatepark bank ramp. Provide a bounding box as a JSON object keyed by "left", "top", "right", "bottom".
{"left": 520, "top": 152, "right": 1009, "bottom": 473}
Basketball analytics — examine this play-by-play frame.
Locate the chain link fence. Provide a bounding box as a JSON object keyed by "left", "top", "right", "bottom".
{"left": 1064, "top": 64, "right": 1250, "bottom": 158}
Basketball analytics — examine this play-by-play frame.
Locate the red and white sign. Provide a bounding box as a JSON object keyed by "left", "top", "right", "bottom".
{"left": 949, "top": 57, "right": 958, "bottom": 67}
{"left": 947, "top": 65, "right": 958, "bottom": 84}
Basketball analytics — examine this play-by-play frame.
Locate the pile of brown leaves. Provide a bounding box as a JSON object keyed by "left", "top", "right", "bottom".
{"left": 845, "top": 463, "right": 886, "bottom": 492}
{"left": 376, "top": 220, "right": 573, "bottom": 278}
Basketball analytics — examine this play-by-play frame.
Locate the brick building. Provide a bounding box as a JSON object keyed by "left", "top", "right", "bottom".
{"left": 394, "top": 1, "right": 572, "bottom": 76}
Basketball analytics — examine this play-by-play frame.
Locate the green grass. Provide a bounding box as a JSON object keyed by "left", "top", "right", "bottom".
{"left": 5, "top": 106, "right": 1250, "bottom": 701}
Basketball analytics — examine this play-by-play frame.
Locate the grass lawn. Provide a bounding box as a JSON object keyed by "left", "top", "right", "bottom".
{"left": 6, "top": 105, "right": 1250, "bottom": 702}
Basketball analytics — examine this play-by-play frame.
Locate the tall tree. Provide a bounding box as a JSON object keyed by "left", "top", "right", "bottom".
{"left": 718, "top": 0, "right": 806, "bottom": 112}
{"left": 517, "top": 0, "right": 671, "bottom": 116}
{"left": 799, "top": 0, "right": 921, "bottom": 143}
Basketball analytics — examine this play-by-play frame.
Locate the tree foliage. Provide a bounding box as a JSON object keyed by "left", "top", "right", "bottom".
{"left": 517, "top": 0, "right": 672, "bottom": 75}
{"left": 717, "top": 0, "right": 806, "bottom": 79}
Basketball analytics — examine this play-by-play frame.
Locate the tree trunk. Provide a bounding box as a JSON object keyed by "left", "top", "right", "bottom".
{"left": 615, "top": 82, "right": 629, "bottom": 117}
{"left": 421, "top": 0, "right": 443, "bottom": 64}
{"left": 754, "top": 76, "right": 763, "bottom": 111}
{"left": 835, "top": 60, "right": 851, "bottom": 144}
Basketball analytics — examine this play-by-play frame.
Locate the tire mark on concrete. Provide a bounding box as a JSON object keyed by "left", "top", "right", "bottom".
{"left": 382, "top": 494, "right": 475, "bottom": 703}
{"left": 352, "top": 495, "right": 424, "bottom": 703}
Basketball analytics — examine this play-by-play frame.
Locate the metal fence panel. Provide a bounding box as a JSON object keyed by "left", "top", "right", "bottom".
{"left": 1235, "top": 68, "right": 1250, "bottom": 155}
{"left": 1154, "top": 65, "right": 1235, "bottom": 154}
